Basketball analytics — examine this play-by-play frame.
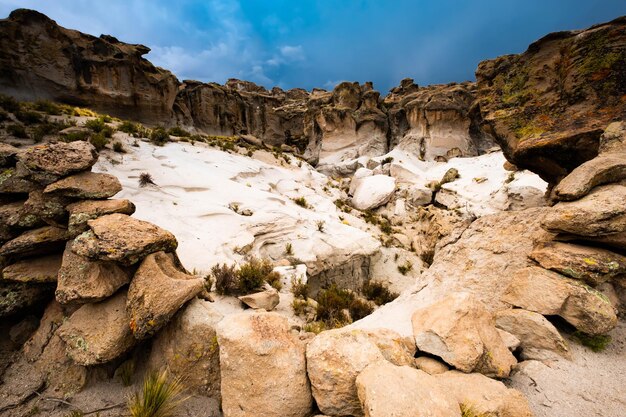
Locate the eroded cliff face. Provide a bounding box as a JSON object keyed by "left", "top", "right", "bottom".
{"left": 0, "top": 9, "right": 180, "bottom": 124}
{"left": 476, "top": 16, "right": 626, "bottom": 184}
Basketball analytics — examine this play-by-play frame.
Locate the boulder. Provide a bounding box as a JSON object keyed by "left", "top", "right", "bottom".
{"left": 349, "top": 167, "right": 373, "bottom": 195}
{"left": 0, "top": 163, "right": 40, "bottom": 193}
{"left": 351, "top": 175, "right": 396, "bottom": 210}
{"left": 414, "top": 356, "right": 450, "bottom": 375}
{"left": 554, "top": 153, "right": 626, "bottom": 201}
{"left": 0, "top": 226, "right": 70, "bottom": 259}
{"left": 0, "top": 142, "right": 18, "bottom": 167}
{"left": 2, "top": 253, "right": 62, "bottom": 283}
{"left": 411, "top": 293, "right": 516, "bottom": 378}
{"left": 57, "top": 290, "right": 136, "bottom": 365}
{"left": 127, "top": 251, "right": 204, "bottom": 339}
{"left": 238, "top": 286, "right": 280, "bottom": 310}
{"left": 72, "top": 213, "right": 178, "bottom": 265}
{"left": 356, "top": 362, "right": 460, "bottom": 417}
{"left": 0, "top": 200, "right": 23, "bottom": 242}
{"left": 66, "top": 198, "right": 136, "bottom": 235}
{"left": 434, "top": 371, "right": 533, "bottom": 417}
{"left": 148, "top": 298, "right": 223, "bottom": 399}
{"left": 18, "top": 141, "right": 97, "bottom": 183}
{"left": 502, "top": 266, "right": 617, "bottom": 335}
{"left": 22, "top": 189, "right": 70, "bottom": 225}
{"left": 44, "top": 171, "right": 122, "bottom": 199}
{"left": 56, "top": 240, "right": 131, "bottom": 304}
{"left": 598, "top": 121, "right": 626, "bottom": 154}
{"left": 217, "top": 312, "right": 312, "bottom": 417}
{"left": 529, "top": 241, "right": 626, "bottom": 286}
{"left": 494, "top": 308, "right": 570, "bottom": 360}
{"left": 306, "top": 327, "right": 414, "bottom": 416}
{"left": 0, "top": 280, "right": 54, "bottom": 318}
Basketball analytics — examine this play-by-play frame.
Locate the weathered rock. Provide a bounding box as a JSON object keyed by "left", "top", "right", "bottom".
{"left": 0, "top": 9, "right": 180, "bottom": 124}
{"left": 598, "top": 121, "right": 626, "bottom": 154}
{"left": 17, "top": 141, "right": 97, "bottom": 182}
{"left": 66, "top": 198, "right": 136, "bottom": 235}
{"left": 306, "top": 327, "right": 414, "bottom": 416}
{"left": 530, "top": 241, "right": 626, "bottom": 286}
{"left": 0, "top": 280, "right": 53, "bottom": 318}
{"left": 502, "top": 266, "right": 617, "bottom": 335}
{"left": 22, "top": 189, "right": 70, "bottom": 226}
{"left": 356, "top": 362, "right": 460, "bottom": 417}
{"left": 2, "top": 253, "right": 62, "bottom": 283}
{"left": 541, "top": 184, "right": 626, "bottom": 238}
{"left": 0, "top": 163, "right": 40, "bottom": 193}
{"left": 411, "top": 293, "right": 516, "bottom": 378}
{"left": 554, "top": 153, "right": 626, "bottom": 201}
{"left": 476, "top": 16, "right": 626, "bottom": 184}
{"left": 44, "top": 171, "right": 122, "bottom": 199}
{"left": 349, "top": 167, "right": 373, "bottom": 195}
{"left": 72, "top": 213, "right": 178, "bottom": 265}
{"left": 0, "top": 142, "right": 18, "bottom": 167}
{"left": 351, "top": 175, "right": 396, "bottom": 211}
{"left": 217, "top": 312, "right": 312, "bottom": 417}
{"left": 495, "top": 308, "right": 570, "bottom": 360}
{"left": 0, "top": 225, "right": 69, "bottom": 259}
{"left": 434, "top": 371, "right": 534, "bottom": 417}
{"left": 0, "top": 200, "right": 25, "bottom": 242}
{"left": 148, "top": 298, "right": 223, "bottom": 399}
{"left": 56, "top": 240, "right": 130, "bottom": 304}
{"left": 414, "top": 356, "right": 450, "bottom": 375}
{"left": 127, "top": 251, "right": 204, "bottom": 339}
{"left": 57, "top": 290, "right": 135, "bottom": 365}
{"left": 238, "top": 286, "right": 280, "bottom": 311}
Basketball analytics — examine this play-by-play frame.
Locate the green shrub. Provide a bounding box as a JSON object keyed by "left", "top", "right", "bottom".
{"left": 212, "top": 263, "right": 238, "bottom": 296}
{"left": 102, "top": 124, "right": 115, "bottom": 138}
{"left": 292, "top": 197, "right": 308, "bottom": 208}
{"left": 213, "top": 258, "right": 280, "bottom": 296}
{"left": 128, "top": 370, "right": 186, "bottom": 417}
{"left": 381, "top": 156, "right": 394, "bottom": 165}
{"left": 292, "top": 298, "right": 308, "bottom": 316}
{"left": 113, "top": 141, "right": 126, "bottom": 153}
{"left": 118, "top": 120, "right": 139, "bottom": 134}
{"left": 379, "top": 219, "right": 393, "bottom": 234}
{"left": 84, "top": 118, "right": 106, "bottom": 132}
{"left": 303, "top": 321, "right": 327, "bottom": 334}
{"left": 397, "top": 261, "right": 413, "bottom": 275}
{"left": 0, "top": 94, "right": 19, "bottom": 113}
{"left": 89, "top": 132, "right": 109, "bottom": 151}
{"left": 168, "top": 126, "right": 190, "bottom": 137}
{"left": 33, "top": 100, "right": 62, "bottom": 115}
{"left": 460, "top": 404, "right": 491, "bottom": 417}
{"left": 16, "top": 110, "right": 42, "bottom": 125}
{"left": 285, "top": 243, "right": 293, "bottom": 255}
{"left": 150, "top": 127, "right": 169, "bottom": 146}
{"left": 0, "top": 109, "right": 8, "bottom": 122}
{"left": 63, "top": 130, "right": 90, "bottom": 142}
{"left": 316, "top": 284, "right": 374, "bottom": 327}
{"left": 291, "top": 277, "right": 309, "bottom": 299}
{"left": 7, "top": 123, "right": 27, "bottom": 138}
{"left": 572, "top": 331, "right": 611, "bottom": 352}
{"left": 362, "top": 281, "right": 399, "bottom": 305}
{"left": 237, "top": 257, "right": 275, "bottom": 294}
{"left": 32, "top": 120, "right": 71, "bottom": 142}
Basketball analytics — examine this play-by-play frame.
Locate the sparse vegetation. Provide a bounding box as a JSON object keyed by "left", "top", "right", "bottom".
{"left": 32, "top": 120, "right": 72, "bottom": 142}
{"left": 572, "top": 331, "right": 611, "bottom": 352}
{"left": 33, "top": 100, "right": 62, "bottom": 115}
{"left": 362, "top": 281, "right": 399, "bottom": 305}
{"left": 292, "top": 196, "right": 309, "bottom": 208}
{"left": 139, "top": 172, "right": 156, "bottom": 187}
{"left": 0, "top": 94, "right": 20, "bottom": 113}
{"left": 285, "top": 242, "right": 293, "bottom": 255}
{"left": 7, "top": 123, "right": 28, "bottom": 138}
{"left": 397, "top": 261, "right": 413, "bottom": 275}
{"left": 381, "top": 156, "right": 394, "bottom": 165}
{"left": 63, "top": 130, "right": 90, "bottom": 142}
{"left": 460, "top": 403, "right": 490, "bottom": 417}
{"left": 113, "top": 141, "right": 127, "bottom": 153}
{"left": 16, "top": 110, "right": 42, "bottom": 125}
{"left": 118, "top": 120, "right": 139, "bottom": 134}
{"left": 168, "top": 126, "right": 190, "bottom": 137}
{"left": 150, "top": 127, "right": 170, "bottom": 146}
{"left": 291, "top": 277, "right": 309, "bottom": 299}
{"left": 117, "top": 360, "right": 135, "bottom": 386}
{"left": 303, "top": 321, "right": 327, "bottom": 334}
{"left": 128, "top": 370, "right": 187, "bottom": 417}
{"left": 316, "top": 220, "right": 325, "bottom": 232}
{"left": 315, "top": 284, "right": 374, "bottom": 328}
{"left": 212, "top": 258, "right": 280, "bottom": 296}
{"left": 89, "top": 132, "right": 109, "bottom": 151}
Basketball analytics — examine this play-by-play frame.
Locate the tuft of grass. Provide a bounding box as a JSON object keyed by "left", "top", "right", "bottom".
{"left": 128, "top": 370, "right": 187, "bottom": 417}
{"left": 460, "top": 403, "right": 491, "bottom": 417}
{"left": 89, "top": 132, "right": 109, "bottom": 151}
{"left": 303, "top": 321, "right": 327, "bottom": 334}
{"left": 316, "top": 284, "right": 374, "bottom": 327}
{"left": 291, "top": 277, "right": 309, "bottom": 299}
{"left": 212, "top": 263, "right": 238, "bottom": 296}
{"left": 84, "top": 118, "right": 106, "bottom": 132}
{"left": 118, "top": 360, "right": 135, "bottom": 386}
{"left": 381, "top": 156, "right": 394, "bottom": 165}
{"left": 118, "top": 120, "right": 139, "bottom": 134}
{"left": 33, "top": 100, "right": 62, "bottom": 115}
{"left": 397, "top": 261, "right": 413, "bottom": 275}
{"left": 16, "top": 110, "right": 42, "bottom": 125}
{"left": 316, "top": 220, "right": 325, "bottom": 232}
{"left": 285, "top": 242, "right": 293, "bottom": 255}
{"left": 572, "top": 331, "right": 611, "bottom": 352}
{"left": 379, "top": 219, "right": 393, "bottom": 234}
{"left": 168, "top": 126, "right": 190, "bottom": 137}
{"left": 7, "top": 123, "right": 28, "bottom": 138}
{"left": 150, "top": 127, "right": 170, "bottom": 146}
{"left": 63, "top": 130, "right": 90, "bottom": 142}
{"left": 213, "top": 258, "right": 280, "bottom": 295}
{"left": 113, "top": 141, "right": 127, "bottom": 153}
{"left": 32, "top": 120, "right": 71, "bottom": 142}
{"left": 0, "top": 94, "right": 20, "bottom": 113}
{"left": 292, "top": 196, "right": 309, "bottom": 208}
{"left": 362, "top": 281, "right": 398, "bottom": 306}
{"left": 139, "top": 172, "right": 156, "bottom": 187}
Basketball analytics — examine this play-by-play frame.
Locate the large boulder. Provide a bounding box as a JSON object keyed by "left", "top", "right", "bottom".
{"left": 238, "top": 286, "right": 280, "bottom": 311}
{"left": 351, "top": 175, "right": 396, "bottom": 211}
{"left": 57, "top": 290, "right": 136, "bottom": 365}
{"left": 0, "top": 226, "right": 69, "bottom": 259}
{"left": 148, "top": 298, "right": 223, "bottom": 399}
{"left": 22, "top": 189, "right": 71, "bottom": 226}
{"left": 0, "top": 163, "right": 39, "bottom": 193}
{"left": 502, "top": 266, "right": 617, "bottom": 335}
{"left": 530, "top": 241, "right": 626, "bottom": 286}
{"left": 17, "top": 141, "right": 97, "bottom": 183}
{"left": 44, "top": 171, "right": 122, "bottom": 199}
{"left": 0, "top": 280, "right": 53, "bottom": 318}
{"left": 55, "top": 240, "right": 131, "bottom": 304}
{"left": 411, "top": 293, "right": 516, "bottom": 378}
{"left": 127, "top": 251, "right": 204, "bottom": 339}
{"left": 217, "top": 312, "right": 312, "bottom": 417}
{"left": 434, "top": 371, "right": 533, "bottom": 417}
{"left": 306, "top": 327, "right": 414, "bottom": 417}
{"left": 494, "top": 308, "right": 570, "bottom": 360}
{"left": 356, "top": 362, "right": 460, "bottom": 417}
{"left": 66, "top": 198, "right": 136, "bottom": 235}
{"left": 72, "top": 213, "right": 178, "bottom": 265}
{"left": 475, "top": 16, "right": 626, "bottom": 184}
{"left": 2, "top": 253, "right": 62, "bottom": 283}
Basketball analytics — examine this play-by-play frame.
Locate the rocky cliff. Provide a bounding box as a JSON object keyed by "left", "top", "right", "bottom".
{"left": 476, "top": 16, "right": 626, "bottom": 184}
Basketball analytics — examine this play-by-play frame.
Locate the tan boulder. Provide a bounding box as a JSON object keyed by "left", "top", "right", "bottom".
{"left": 414, "top": 356, "right": 450, "bottom": 375}
{"left": 2, "top": 253, "right": 62, "bottom": 283}
{"left": 502, "top": 267, "right": 617, "bottom": 335}
{"left": 72, "top": 213, "right": 178, "bottom": 265}
{"left": 56, "top": 240, "right": 131, "bottom": 304}
{"left": 217, "top": 312, "right": 312, "bottom": 417}
{"left": 17, "top": 141, "right": 97, "bottom": 182}
{"left": 554, "top": 153, "right": 626, "bottom": 201}
{"left": 0, "top": 280, "right": 54, "bottom": 318}
{"left": 0, "top": 142, "right": 18, "bottom": 167}
{"left": 66, "top": 198, "right": 136, "bottom": 235}
{"left": 306, "top": 327, "right": 414, "bottom": 416}
{"left": 238, "top": 286, "right": 280, "bottom": 310}
{"left": 0, "top": 163, "right": 39, "bottom": 193}
{"left": 0, "top": 226, "right": 70, "bottom": 259}
{"left": 530, "top": 241, "right": 626, "bottom": 286}
{"left": 57, "top": 290, "right": 136, "bottom": 365}
{"left": 495, "top": 309, "right": 570, "bottom": 360}
{"left": 0, "top": 200, "right": 23, "bottom": 242}
{"left": 22, "top": 189, "right": 70, "bottom": 226}
{"left": 44, "top": 171, "right": 122, "bottom": 199}
{"left": 434, "top": 371, "right": 533, "bottom": 417}
{"left": 148, "top": 298, "right": 223, "bottom": 399}
{"left": 127, "top": 251, "right": 204, "bottom": 339}
{"left": 411, "top": 293, "right": 516, "bottom": 378}
{"left": 356, "top": 362, "right": 460, "bottom": 417}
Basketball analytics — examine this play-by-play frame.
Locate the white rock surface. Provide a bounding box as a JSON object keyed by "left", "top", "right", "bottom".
{"left": 351, "top": 175, "right": 396, "bottom": 210}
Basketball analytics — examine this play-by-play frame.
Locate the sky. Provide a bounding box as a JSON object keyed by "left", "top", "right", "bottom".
{"left": 0, "top": 1, "right": 625, "bottom": 93}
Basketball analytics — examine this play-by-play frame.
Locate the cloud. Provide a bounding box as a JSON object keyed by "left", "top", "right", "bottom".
{"left": 279, "top": 45, "right": 305, "bottom": 62}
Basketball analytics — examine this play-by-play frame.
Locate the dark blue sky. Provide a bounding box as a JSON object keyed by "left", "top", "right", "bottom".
{"left": 1, "top": 1, "right": 625, "bottom": 92}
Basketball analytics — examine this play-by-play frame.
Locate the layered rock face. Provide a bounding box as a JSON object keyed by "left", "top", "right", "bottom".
{"left": 476, "top": 16, "right": 626, "bottom": 184}
{"left": 0, "top": 9, "right": 179, "bottom": 124}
